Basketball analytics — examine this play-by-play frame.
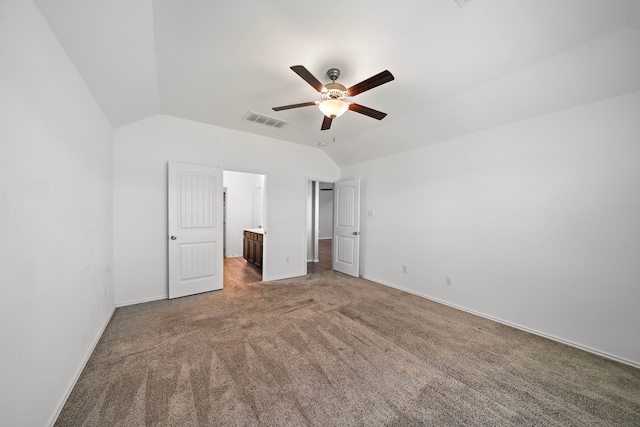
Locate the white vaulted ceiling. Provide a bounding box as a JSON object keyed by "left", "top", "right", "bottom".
{"left": 34, "top": 0, "right": 640, "bottom": 166}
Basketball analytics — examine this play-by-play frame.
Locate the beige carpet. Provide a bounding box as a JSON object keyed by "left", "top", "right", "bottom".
{"left": 56, "top": 271, "right": 640, "bottom": 426}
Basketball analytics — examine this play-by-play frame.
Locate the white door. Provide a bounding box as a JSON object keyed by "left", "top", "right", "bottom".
{"left": 333, "top": 179, "right": 360, "bottom": 277}
{"left": 168, "top": 162, "right": 223, "bottom": 299}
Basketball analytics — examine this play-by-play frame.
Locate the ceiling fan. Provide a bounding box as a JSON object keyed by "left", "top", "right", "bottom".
{"left": 272, "top": 65, "right": 394, "bottom": 131}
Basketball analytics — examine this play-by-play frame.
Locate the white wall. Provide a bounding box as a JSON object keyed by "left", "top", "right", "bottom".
{"left": 0, "top": 1, "right": 114, "bottom": 426}
{"left": 342, "top": 90, "right": 640, "bottom": 367}
{"left": 224, "top": 170, "right": 260, "bottom": 257}
{"left": 114, "top": 115, "right": 339, "bottom": 305}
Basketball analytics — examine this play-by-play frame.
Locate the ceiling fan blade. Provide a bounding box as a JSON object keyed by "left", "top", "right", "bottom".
{"left": 348, "top": 103, "right": 387, "bottom": 120}
{"left": 346, "top": 70, "right": 394, "bottom": 97}
{"left": 272, "top": 101, "right": 317, "bottom": 111}
{"left": 291, "top": 65, "right": 325, "bottom": 92}
{"left": 321, "top": 115, "right": 333, "bottom": 130}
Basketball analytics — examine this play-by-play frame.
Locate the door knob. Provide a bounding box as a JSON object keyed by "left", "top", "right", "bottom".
{"left": 170, "top": 236, "right": 177, "bottom": 240}
{"left": 352, "top": 232, "right": 360, "bottom": 235}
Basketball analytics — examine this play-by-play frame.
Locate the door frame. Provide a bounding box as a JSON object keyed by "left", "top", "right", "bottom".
{"left": 222, "top": 166, "right": 269, "bottom": 279}
{"left": 223, "top": 186, "right": 228, "bottom": 256}
{"left": 305, "top": 176, "right": 337, "bottom": 274}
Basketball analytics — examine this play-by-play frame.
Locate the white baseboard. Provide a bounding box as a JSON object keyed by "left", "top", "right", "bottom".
{"left": 225, "top": 254, "right": 243, "bottom": 258}
{"left": 116, "top": 294, "right": 167, "bottom": 308}
{"left": 363, "top": 275, "right": 640, "bottom": 370}
{"left": 48, "top": 304, "right": 116, "bottom": 427}
{"left": 318, "top": 237, "right": 332, "bottom": 240}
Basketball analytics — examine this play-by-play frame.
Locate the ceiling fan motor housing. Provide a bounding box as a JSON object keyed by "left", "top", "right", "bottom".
{"left": 322, "top": 82, "right": 348, "bottom": 101}
{"left": 326, "top": 68, "right": 340, "bottom": 81}
{"left": 322, "top": 68, "right": 348, "bottom": 101}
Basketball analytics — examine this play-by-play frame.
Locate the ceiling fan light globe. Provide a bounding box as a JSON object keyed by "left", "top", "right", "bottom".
{"left": 319, "top": 99, "right": 348, "bottom": 118}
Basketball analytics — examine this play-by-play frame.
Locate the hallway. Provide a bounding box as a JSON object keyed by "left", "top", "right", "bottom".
{"left": 307, "top": 238, "right": 332, "bottom": 274}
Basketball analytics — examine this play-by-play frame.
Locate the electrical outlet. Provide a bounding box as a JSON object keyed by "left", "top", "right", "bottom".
{"left": 402, "top": 265, "right": 407, "bottom": 274}
{"left": 368, "top": 210, "right": 375, "bottom": 217}
{"left": 446, "top": 276, "right": 452, "bottom": 286}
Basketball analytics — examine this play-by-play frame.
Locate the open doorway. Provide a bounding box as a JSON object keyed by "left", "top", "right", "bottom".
{"left": 223, "top": 170, "right": 266, "bottom": 286}
{"left": 306, "top": 180, "right": 334, "bottom": 274}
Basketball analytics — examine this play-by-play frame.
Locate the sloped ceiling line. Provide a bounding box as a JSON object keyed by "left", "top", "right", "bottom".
{"left": 34, "top": 0, "right": 639, "bottom": 166}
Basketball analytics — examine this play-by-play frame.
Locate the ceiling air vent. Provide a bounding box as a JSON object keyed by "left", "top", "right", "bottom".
{"left": 243, "top": 111, "right": 289, "bottom": 128}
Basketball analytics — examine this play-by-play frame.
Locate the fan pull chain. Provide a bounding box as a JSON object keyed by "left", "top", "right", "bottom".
{"left": 333, "top": 118, "right": 336, "bottom": 143}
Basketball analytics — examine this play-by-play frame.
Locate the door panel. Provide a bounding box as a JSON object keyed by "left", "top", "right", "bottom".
{"left": 168, "top": 162, "right": 223, "bottom": 299}
{"left": 178, "top": 242, "right": 216, "bottom": 280}
{"left": 333, "top": 179, "right": 360, "bottom": 277}
{"left": 335, "top": 236, "right": 355, "bottom": 265}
